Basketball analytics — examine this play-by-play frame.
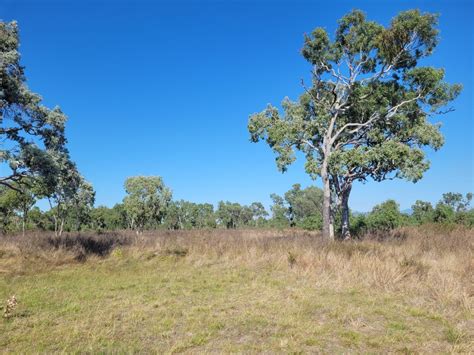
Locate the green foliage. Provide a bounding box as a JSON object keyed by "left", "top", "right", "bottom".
{"left": 123, "top": 176, "right": 172, "bottom": 232}
{"left": 46, "top": 155, "right": 95, "bottom": 235}
{"left": 0, "top": 185, "right": 20, "bottom": 233}
{"left": 299, "top": 215, "right": 323, "bottom": 231}
{"left": 164, "top": 200, "right": 216, "bottom": 230}
{"left": 433, "top": 202, "right": 455, "bottom": 224}
{"left": 250, "top": 202, "right": 268, "bottom": 227}
{"left": 1, "top": 21, "right": 68, "bottom": 192}
{"left": 90, "top": 204, "right": 127, "bottom": 231}
{"left": 269, "top": 193, "right": 289, "bottom": 228}
{"left": 268, "top": 185, "right": 323, "bottom": 230}
{"left": 411, "top": 200, "right": 434, "bottom": 224}
{"left": 349, "top": 214, "right": 368, "bottom": 236}
{"left": 366, "top": 200, "right": 403, "bottom": 232}
{"left": 284, "top": 184, "right": 323, "bottom": 226}
{"left": 454, "top": 209, "right": 474, "bottom": 228}
{"left": 216, "top": 201, "right": 254, "bottom": 229}
{"left": 441, "top": 192, "right": 472, "bottom": 212}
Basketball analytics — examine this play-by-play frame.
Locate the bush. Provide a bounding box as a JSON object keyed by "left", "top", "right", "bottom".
{"left": 298, "top": 215, "right": 323, "bottom": 231}
{"left": 433, "top": 203, "right": 455, "bottom": 223}
{"left": 350, "top": 213, "right": 367, "bottom": 236}
{"left": 454, "top": 209, "right": 474, "bottom": 227}
{"left": 366, "top": 200, "right": 403, "bottom": 232}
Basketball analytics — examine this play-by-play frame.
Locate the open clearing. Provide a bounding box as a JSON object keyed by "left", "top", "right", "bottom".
{"left": 1, "top": 228, "right": 473, "bottom": 352}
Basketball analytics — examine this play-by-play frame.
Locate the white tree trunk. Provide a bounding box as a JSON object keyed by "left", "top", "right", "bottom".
{"left": 340, "top": 184, "right": 352, "bottom": 240}
{"left": 321, "top": 160, "right": 334, "bottom": 240}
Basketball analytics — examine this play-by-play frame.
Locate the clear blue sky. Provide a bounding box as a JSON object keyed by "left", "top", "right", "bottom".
{"left": 2, "top": 0, "right": 473, "bottom": 212}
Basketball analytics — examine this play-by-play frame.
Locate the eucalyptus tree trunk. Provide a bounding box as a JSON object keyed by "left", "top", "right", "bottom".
{"left": 340, "top": 183, "right": 352, "bottom": 240}
{"left": 53, "top": 215, "right": 59, "bottom": 236}
{"left": 321, "top": 158, "right": 334, "bottom": 240}
{"left": 59, "top": 218, "right": 64, "bottom": 236}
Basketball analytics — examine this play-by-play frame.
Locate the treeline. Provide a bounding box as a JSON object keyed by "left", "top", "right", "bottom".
{"left": 1, "top": 176, "right": 472, "bottom": 235}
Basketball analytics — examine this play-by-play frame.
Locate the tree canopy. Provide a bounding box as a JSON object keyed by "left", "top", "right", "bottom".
{"left": 1, "top": 21, "right": 68, "bottom": 192}
{"left": 123, "top": 176, "right": 172, "bottom": 233}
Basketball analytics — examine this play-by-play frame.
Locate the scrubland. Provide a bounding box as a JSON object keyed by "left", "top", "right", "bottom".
{"left": 0, "top": 227, "right": 473, "bottom": 352}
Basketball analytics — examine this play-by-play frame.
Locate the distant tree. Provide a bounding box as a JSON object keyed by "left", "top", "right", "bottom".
{"left": 14, "top": 183, "right": 36, "bottom": 236}
{"left": 216, "top": 201, "right": 242, "bottom": 229}
{"left": 284, "top": 184, "right": 323, "bottom": 227}
{"left": 193, "top": 203, "right": 216, "bottom": 228}
{"left": 455, "top": 209, "right": 474, "bottom": 227}
{"left": 164, "top": 200, "right": 216, "bottom": 230}
{"left": 248, "top": 10, "right": 461, "bottom": 239}
{"left": 366, "top": 200, "right": 403, "bottom": 232}
{"left": 269, "top": 193, "right": 289, "bottom": 227}
{"left": 90, "top": 204, "right": 126, "bottom": 231}
{"left": 216, "top": 201, "right": 256, "bottom": 229}
{"left": 0, "top": 185, "right": 20, "bottom": 233}
{"left": 0, "top": 180, "right": 45, "bottom": 234}
{"left": 433, "top": 202, "right": 455, "bottom": 224}
{"left": 123, "top": 176, "right": 172, "bottom": 233}
{"left": 441, "top": 192, "right": 472, "bottom": 212}
{"left": 46, "top": 155, "right": 83, "bottom": 235}
{"left": 67, "top": 179, "right": 95, "bottom": 231}
{"left": 250, "top": 202, "right": 268, "bottom": 227}
{"left": 1, "top": 21, "right": 67, "bottom": 192}
{"left": 28, "top": 207, "right": 51, "bottom": 231}
{"left": 411, "top": 200, "right": 434, "bottom": 224}
{"left": 268, "top": 185, "right": 323, "bottom": 230}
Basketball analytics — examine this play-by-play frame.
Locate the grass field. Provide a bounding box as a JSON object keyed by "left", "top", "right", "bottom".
{"left": 1, "top": 227, "right": 473, "bottom": 352}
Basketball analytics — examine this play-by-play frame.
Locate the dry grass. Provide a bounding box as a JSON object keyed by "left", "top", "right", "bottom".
{"left": 0, "top": 226, "right": 473, "bottom": 352}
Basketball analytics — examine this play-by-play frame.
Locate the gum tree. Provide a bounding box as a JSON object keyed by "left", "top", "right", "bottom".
{"left": 123, "top": 176, "right": 172, "bottom": 233}
{"left": 1, "top": 21, "right": 67, "bottom": 192}
{"left": 47, "top": 153, "right": 94, "bottom": 235}
{"left": 248, "top": 10, "right": 461, "bottom": 239}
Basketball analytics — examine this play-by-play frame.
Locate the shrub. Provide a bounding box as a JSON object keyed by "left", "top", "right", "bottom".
{"left": 454, "top": 209, "right": 474, "bottom": 227}
{"left": 350, "top": 213, "right": 367, "bottom": 236}
{"left": 365, "top": 200, "right": 403, "bottom": 232}
{"left": 433, "top": 203, "right": 455, "bottom": 224}
{"left": 298, "top": 215, "right": 323, "bottom": 231}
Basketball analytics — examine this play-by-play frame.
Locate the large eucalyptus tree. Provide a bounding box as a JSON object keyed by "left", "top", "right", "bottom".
{"left": 248, "top": 10, "right": 461, "bottom": 239}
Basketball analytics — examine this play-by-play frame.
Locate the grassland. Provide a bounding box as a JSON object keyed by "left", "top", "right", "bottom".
{"left": 0, "top": 227, "right": 473, "bottom": 353}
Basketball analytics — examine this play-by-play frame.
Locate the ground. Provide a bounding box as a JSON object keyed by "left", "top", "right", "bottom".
{"left": 0, "top": 228, "right": 473, "bottom": 352}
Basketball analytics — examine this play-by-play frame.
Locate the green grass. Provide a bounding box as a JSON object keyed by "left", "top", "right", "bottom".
{"left": 1, "top": 251, "right": 470, "bottom": 353}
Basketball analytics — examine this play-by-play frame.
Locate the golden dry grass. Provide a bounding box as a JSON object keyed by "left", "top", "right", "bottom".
{"left": 0, "top": 226, "right": 473, "bottom": 352}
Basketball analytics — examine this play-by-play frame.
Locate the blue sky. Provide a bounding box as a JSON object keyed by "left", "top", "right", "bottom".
{"left": 2, "top": 0, "right": 473, "bottom": 211}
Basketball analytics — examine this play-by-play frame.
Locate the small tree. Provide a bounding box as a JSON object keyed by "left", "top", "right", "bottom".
{"left": 284, "top": 184, "right": 323, "bottom": 227}
{"left": 411, "top": 200, "right": 434, "bottom": 224}
{"left": 46, "top": 154, "right": 82, "bottom": 236}
{"left": 123, "top": 176, "right": 172, "bottom": 233}
{"left": 216, "top": 201, "right": 242, "bottom": 229}
{"left": 366, "top": 199, "right": 403, "bottom": 232}
{"left": 248, "top": 10, "right": 461, "bottom": 239}
{"left": 67, "top": 179, "right": 95, "bottom": 231}
{"left": 0, "top": 185, "right": 20, "bottom": 233}
{"left": 441, "top": 192, "right": 472, "bottom": 212}
{"left": 14, "top": 183, "right": 36, "bottom": 236}
{"left": 433, "top": 202, "right": 455, "bottom": 224}
{"left": 250, "top": 202, "right": 268, "bottom": 227}
{"left": 269, "top": 193, "right": 289, "bottom": 228}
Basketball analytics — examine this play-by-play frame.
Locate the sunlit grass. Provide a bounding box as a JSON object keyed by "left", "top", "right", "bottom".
{"left": 1, "top": 227, "right": 473, "bottom": 352}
